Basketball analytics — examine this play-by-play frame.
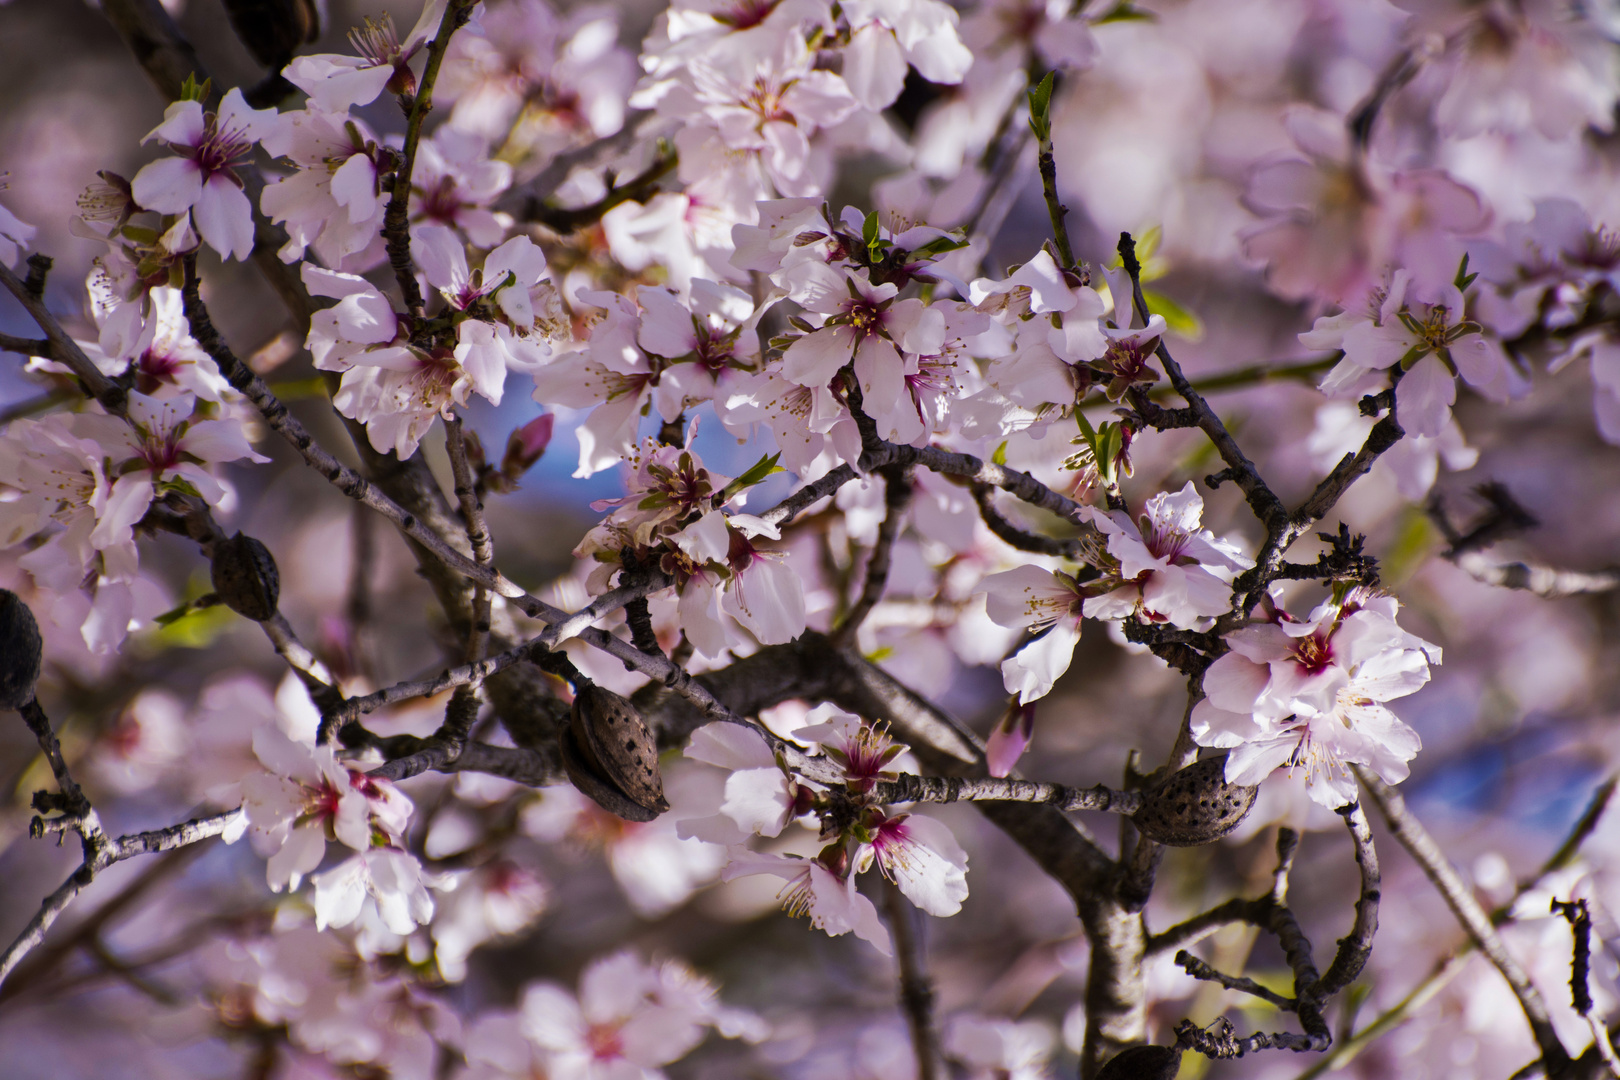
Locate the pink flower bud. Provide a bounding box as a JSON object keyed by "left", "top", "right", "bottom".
{"left": 986, "top": 700, "right": 1036, "bottom": 778}
{"left": 501, "top": 413, "right": 554, "bottom": 479}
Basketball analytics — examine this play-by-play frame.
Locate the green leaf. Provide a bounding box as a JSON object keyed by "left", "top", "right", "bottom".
{"left": 1094, "top": 2, "right": 1157, "bottom": 23}
{"left": 910, "top": 233, "right": 971, "bottom": 259}
{"left": 1454, "top": 252, "right": 1478, "bottom": 291}
{"left": 1027, "top": 71, "right": 1056, "bottom": 140}
{"left": 1141, "top": 288, "right": 1204, "bottom": 341}
{"left": 180, "top": 73, "right": 212, "bottom": 103}
{"left": 991, "top": 440, "right": 1009, "bottom": 466}
{"left": 863, "top": 210, "right": 881, "bottom": 258}
{"left": 147, "top": 601, "right": 235, "bottom": 650}
{"left": 719, "top": 452, "right": 785, "bottom": 503}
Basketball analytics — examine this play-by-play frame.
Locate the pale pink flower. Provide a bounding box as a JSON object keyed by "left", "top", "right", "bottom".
{"left": 986, "top": 700, "right": 1036, "bottom": 778}
{"left": 856, "top": 811, "right": 969, "bottom": 916}
{"left": 312, "top": 847, "right": 437, "bottom": 934}
{"left": 1080, "top": 482, "right": 1253, "bottom": 629}
{"left": 679, "top": 722, "right": 804, "bottom": 842}
{"left": 977, "top": 564, "right": 1086, "bottom": 704}
{"left": 1306, "top": 269, "right": 1514, "bottom": 439}
{"left": 722, "top": 851, "right": 893, "bottom": 955}
{"left": 259, "top": 107, "right": 386, "bottom": 269}
{"left": 132, "top": 88, "right": 278, "bottom": 261}
{"left": 1191, "top": 593, "right": 1439, "bottom": 807}
{"left": 238, "top": 724, "right": 413, "bottom": 891}
{"left": 838, "top": 0, "right": 973, "bottom": 110}
{"left": 0, "top": 199, "right": 37, "bottom": 267}
{"left": 283, "top": 3, "right": 450, "bottom": 113}
{"left": 431, "top": 861, "right": 550, "bottom": 982}
{"left": 85, "top": 392, "right": 267, "bottom": 553}
{"left": 407, "top": 126, "right": 514, "bottom": 247}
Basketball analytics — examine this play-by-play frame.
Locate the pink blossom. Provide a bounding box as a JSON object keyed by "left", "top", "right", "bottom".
{"left": 132, "top": 88, "right": 278, "bottom": 261}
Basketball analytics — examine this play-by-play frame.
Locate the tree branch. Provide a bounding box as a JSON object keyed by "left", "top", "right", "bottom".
{"left": 1357, "top": 768, "right": 1570, "bottom": 1074}
{"left": 832, "top": 465, "right": 912, "bottom": 646}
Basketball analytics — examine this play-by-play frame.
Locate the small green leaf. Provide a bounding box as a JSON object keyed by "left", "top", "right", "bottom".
{"left": 1094, "top": 2, "right": 1156, "bottom": 23}
{"left": 1141, "top": 288, "right": 1204, "bottom": 341}
{"left": 863, "top": 209, "right": 880, "bottom": 256}
{"left": 179, "top": 73, "right": 212, "bottom": 103}
{"left": 991, "top": 440, "right": 1009, "bottom": 466}
{"left": 1454, "top": 252, "right": 1478, "bottom": 291}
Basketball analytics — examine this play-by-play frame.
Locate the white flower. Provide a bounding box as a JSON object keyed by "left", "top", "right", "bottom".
{"left": 1307, "top": 269, "right": 1513, "bottom": 439}
{"left": 977, "top": 564, "right": 1085, "bottom": 704}
{"left": 0, "top": 200, "right": 37, "bottom": 267}
{"left": 856, "top": 811, "right": 969, "bottom": 916}
{"left": 678, "top": 722, "right": 802, "bottom": 843}
{"left": 259, "top": 107, "right": 385, "bottom": 268}
{"left": 1190, "top": 592, "right": 1438, "bottom": 808}
{"left": 520, "top": 951, "right": 734, "bottom": 1079}
{"left": 1079, "top": 483, "right": 1252, "bottom": 629}
{"left": 132, "top": 88, "right": 278, "bottom": 261}
{"left": 312, "top": 847, "right": 437, "bottom": 934}
{"left": 85, "top": 393, "right": 268, "bottom": 553}
{"left": 722, "top": 851, "right": 893, "bottom": 955}
{"left": 431, "top": 860, "right": 550, "bottom": 982}
{"left": 239, "top": 725, "right": 412, "bottom": 891}
{"left": 838, "top": 0, "right": 973, "bottom": 110}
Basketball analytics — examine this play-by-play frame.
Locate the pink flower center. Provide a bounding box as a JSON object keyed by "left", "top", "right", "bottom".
{"left": 585, "top": 1023, "right": 625, "bottom": 1061}
{"left": 1291, "top": 632, "right": 1335, "bottom": 675}
{"left": 189, "top": 118, "right": 254, "bottom": 184}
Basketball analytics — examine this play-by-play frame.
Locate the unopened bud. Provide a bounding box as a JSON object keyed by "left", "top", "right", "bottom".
{"left": 210, "top": 532, "right": 281, "bottom": 622}
{"left": 501, "top": 414, "right": 555, "bottom": 482}
{"left": 0, "top": 589, "right": 43, "bottom": 710}
{"left": 986, "top": 699, "right": 1035, "bottom": 778}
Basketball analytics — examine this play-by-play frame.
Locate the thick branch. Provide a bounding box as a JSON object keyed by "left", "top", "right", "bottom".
{"left": 874, "top": 773, "right": 1142, "bottom": 814}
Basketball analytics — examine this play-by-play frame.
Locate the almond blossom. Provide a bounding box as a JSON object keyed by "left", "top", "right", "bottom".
{"left": 519, "top": 951, "right": 761, "bottom": 1079}
{"left": 1190, "top": 590, "right": 1440, "bottom": 807}
{"left": 131, "top": 88, "right": 278, "bottom": 261}
{"left": 259, "top": 106, "right": 387, "bottom": 269}
{"left": 978, "top": 564, "right": 1088, "bottom": 704}
{"left": 1305, "top": 268, "right": 1515, "bottom": 439}
{"left": 283, "top": 3, "right": 451, "bottom": 113}
{"left": 722, "top": 851, "right": 893, "bottom": 955}
{"left": 1079, "top": 482, "right": 1253, "bottom": 629}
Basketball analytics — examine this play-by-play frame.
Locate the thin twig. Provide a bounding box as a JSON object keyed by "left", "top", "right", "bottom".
{"left": 0, "top": 809, "right": 238, "bottom": 989}
{"left": 381, "top": 0, "right": 477, "bottom": 317}
{"left": 0, "top": 261, "right": 125, "bottom": 415}
{"left": 1296, "top": 774, "right": 1617, "bottom": 1079}
{"left": 832, "top": 466, "right": 912, "bottom": 646}
{"left": 445, "top": 415, "right": 494, "bottom": 664}
{"left": 884, "top": 881, "right": 941, "bottom": 1080}
{"left": 759, "top": 463, "right": 860, "bottom": 528}
{"left": 1357, "top": 768, "right": 1570, "bottom": 1074}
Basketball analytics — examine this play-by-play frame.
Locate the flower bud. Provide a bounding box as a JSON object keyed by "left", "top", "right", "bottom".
{"left": 0, "top": 589, "right": 43, "bottom": 710}
{"left": 500, "top": 414, "right": 555, "bottom": 483}
{"left": 1132, "top": 754, "right": 1257, "bottom": 847}
{"left": 986, "top": 699, "right": 1035, "bottom": 778}
{"left": 210, "top": 532, "right": 281, "bottom": 622}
